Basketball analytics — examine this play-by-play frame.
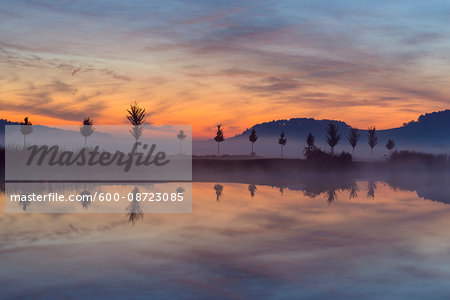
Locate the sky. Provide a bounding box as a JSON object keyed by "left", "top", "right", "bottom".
{"left": 1, "top": 0, "right": 450, "bottom": 138}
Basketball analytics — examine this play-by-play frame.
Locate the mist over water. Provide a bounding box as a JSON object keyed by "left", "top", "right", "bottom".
{"left": 1, "top": 174, "right": 450, "bottom": 299}
{"left": 2, "top": 0, "right": 450, "bottom": 298}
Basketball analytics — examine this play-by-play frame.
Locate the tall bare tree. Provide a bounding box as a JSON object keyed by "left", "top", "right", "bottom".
{"left": 306, "top": 132, "right": 315, "bottom": 148}
{"left": 347, "top": 127, "right": 360, "bottom": 156}
{"left": 127, "top": 102, "right": 146, "bottom": 142}
{"left": 248, "top": 129, "right": 258, "bottom": 155}
{"left": 80, "top": 117, "right": 95, "bottom": 148}
{"left": 304, "top": 132, "right": 316, "bottom": 157}
{"left": 214, "top": 124, "right": 224, "bottom": 156}
{"left": 368, "top": 126, "right": 378, "bottom": 157}
{"left": 177, "top": 129, "right": 186, "bottom": 153}
{"left": 278, "top": 131, "right": 287, "bottom": 157}
{"left": 326, "top": 122, "right": 341, "bottom": 154}
{"left": 20, "top": 117, "right": 33, "bottom": 148}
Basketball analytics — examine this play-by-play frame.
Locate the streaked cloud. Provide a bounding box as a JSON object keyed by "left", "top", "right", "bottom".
{"left": 0, "top": 0, "right": 449, "bottom": 137}
{"left": 240, "top": 76, "right": 302, "bottom": 93}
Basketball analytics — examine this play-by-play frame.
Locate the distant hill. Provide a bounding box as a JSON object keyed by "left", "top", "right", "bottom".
{"left": 194, "top": 110, "right": 450, "bottom": 157}
{"left": 0, "top": 119, "right": 20, "bottom": 128}
{"left": 235, "top": 110, "right": 450, "bottom": 147}
{"left": 0, "top": 119, "right": 20, "bottom": 146}
{"left": 390, "top": 110, "right": 450, "bottom": 144}
{"left": 236, "top": 118, "right": 351, "bottom": 140}
{"left": 0, "top": 119, "right": 113, "bottom": 148}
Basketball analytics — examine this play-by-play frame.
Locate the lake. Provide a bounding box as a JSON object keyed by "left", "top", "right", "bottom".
{"left": 1, "top": 178, "right": 450, "bottom": 299}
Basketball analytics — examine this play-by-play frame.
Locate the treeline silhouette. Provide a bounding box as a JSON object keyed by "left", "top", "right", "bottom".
{"left": 211, "top": 120, "right": 450, "bottom": 170}
{"left": 0, "top": 102, "right": 190, "bottom": 193}
{"left": 214, "top": 122, "right": 395, "bottom": 165}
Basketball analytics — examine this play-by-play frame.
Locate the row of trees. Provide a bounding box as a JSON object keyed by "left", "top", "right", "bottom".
{"left": 214, "top": 123, "right": 397, "bottom": 158}
{"left": 18, "top": 110, "right": 395, "bottom": 158}
{"left": 18, "top": 102, "right": 188, "bottom": 152}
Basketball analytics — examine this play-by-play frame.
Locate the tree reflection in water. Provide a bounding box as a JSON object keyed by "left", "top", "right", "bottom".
{"left": 367, "top": 180, "right": 377, "bottom": 199}
{"left": 348, "top": 181, "right": 359, "bottom": 199}
{"left": 126, "top": 186, "right": 144, "bottom": 225}
{"left": 19, "top": 194, "right": 31, "bottom": 211}
{"left": 79, "top": 190, "right": 92, "bottom": 211}
{"left": 324, "top": 189, "right": 338, "bottom": 204}
{"left": 214, "top": 184, "right": 223, "bottom": 203}
{"left": 248, "top": 184, "right": 257, "bottom": 198}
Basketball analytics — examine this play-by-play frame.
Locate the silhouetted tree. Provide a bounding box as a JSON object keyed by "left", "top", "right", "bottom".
{"left": 278, "top": 131, "right": 287, "bottom": 157}
{"left": 347, "top": 127, "right": 360, "bottom": 156}
{"left": 306, "top": 132, "right": 315, "bottom": 148}
{"left": 326, "top": 122, "right": 341, "bottom": 154}
{"left": 248, "top": 129, "right": 258, "bottom": 155}
{"left": 127, "top": 102, "right": 146, "bottom": 142}
{"left": 80, "top": 117, "right": 95, "bottom": 148}
{"left": 214, "top": 124, "right": 224, "bottom": 156}
{"left": 248, "top": 184, "right": 257, "bottom": 197}
{"left": 177, "top": 129, "right": 186, "bottom": 153}
{"left": 214, "top": 184, "right": 223, "bottom": 202}
{"left": 20, "top": 117, "right": 33, "bottom": 148}
{"left": 368, "top": 126, "right": 378, "bottom": 157}
{"left": 386, "top": 139, "right": 395, "bottom": 157}
{"left": 127, "top": 102, "right": 146, "bottom": 125}
{"left": 304, "top": 132, "right": 317, "bottom": 158}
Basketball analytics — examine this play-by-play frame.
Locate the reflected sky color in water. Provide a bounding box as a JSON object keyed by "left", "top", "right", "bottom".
{"left": 1, "top": 182, "right": 450, "bottom": 299}
{"left": 5, "top": 183, "right": 192, "bottom": 213}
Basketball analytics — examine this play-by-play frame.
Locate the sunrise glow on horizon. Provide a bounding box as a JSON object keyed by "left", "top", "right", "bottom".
{"left": 1, "top": 1, "right": 450, "bottom": 138}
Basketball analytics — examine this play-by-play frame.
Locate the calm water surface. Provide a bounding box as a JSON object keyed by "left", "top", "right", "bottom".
{"left": 1, "top": 180, "right": 450, "bottom": 299}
